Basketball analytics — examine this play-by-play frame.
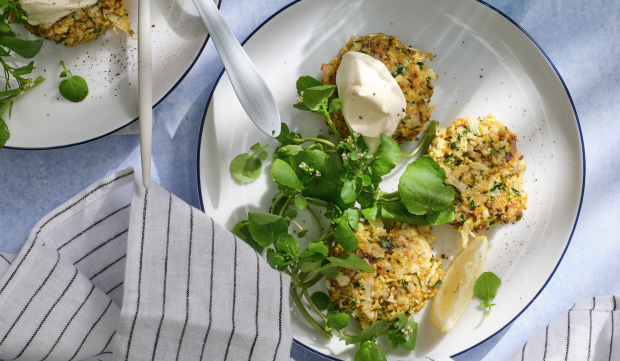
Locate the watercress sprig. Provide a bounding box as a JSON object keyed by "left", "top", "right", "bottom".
{"left": 474, "top": 271, "right": 501, "bottom": 317}
{"left": 0, "top": 3, "right": 45, "bottom": 149}
{"left": 230, "top": 75, "right": 457, "bottom": 357}
{"left": 293, "top": 76, "right": 343, "bottom": 145}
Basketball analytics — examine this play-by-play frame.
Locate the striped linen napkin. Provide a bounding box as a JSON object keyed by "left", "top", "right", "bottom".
{"left": 0, "top": 168, "right": 291, "bottom": 361}
{"left": 402, "top": 300, "right": 620, "bottom": 361}
{"left": 508, "top": 296, "right": 620, "bottom": 361}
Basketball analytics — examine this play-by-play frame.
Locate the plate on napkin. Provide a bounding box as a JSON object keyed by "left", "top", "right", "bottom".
{"left": 197, "top": 0, "right": 584, "bottom": 358}
{"left": 4, "top": 0, "right": 219, "bottom": 149}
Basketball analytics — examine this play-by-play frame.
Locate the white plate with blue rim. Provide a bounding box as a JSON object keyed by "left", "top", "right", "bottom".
{"left": 3, "top": 0, "right": 219, "bottom": 149}
{"left": 197, "top": 0, "right": 584, "bottom": 358}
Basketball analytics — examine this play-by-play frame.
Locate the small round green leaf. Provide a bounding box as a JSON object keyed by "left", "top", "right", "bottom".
{"left": 250, "top": 142, "right": 261, "bottom": 151}
{"left": 258, "top": 150, "right": 268, "bottom": 161}
{"left": 0, "top": 22, "right": 11, "bottom": 32}
{"left": 275, "top": 233, "right": 299, "bottom": 258}
{"left": 271, "top": 159, "right": 303, "bottom": 190}
{"left": 328, "top": 98, "right": 343, "bottom": 113}
{"left": 59, "top": 76, "right": 89, "bottom": 102}
{"left": 310, "top": 291, "right": 331, "bottom": 310}
{"left": 266, "top": 248, "right": 285, "bottom": 268}
{"left": 284, "top": 208, "right": 297, "bottom": 219}
{"left": 334, "top": 222, "right": 359, "bottom": 252}
{"left": 294, "top": 196, "right": 308, "bottom": 209}
{"left": 230, "top": 153, "right": 262, "bottom": 183}
{"left": 326, "top": 313, "right": 350, "bottom": 331}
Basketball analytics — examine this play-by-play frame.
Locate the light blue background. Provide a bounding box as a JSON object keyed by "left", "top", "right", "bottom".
{"left": 1, "top": 0, "right": 619, "bottom": 360}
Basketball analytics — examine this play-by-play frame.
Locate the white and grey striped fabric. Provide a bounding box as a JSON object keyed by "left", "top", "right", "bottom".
{"left": 509, "top": 296, "right": 620, "bottom": 361}
{"left": 0, "top": 168, "right": 292, "bottom": 361}
{"left": 401, "top": 296, "right": 620, "bottom": 361}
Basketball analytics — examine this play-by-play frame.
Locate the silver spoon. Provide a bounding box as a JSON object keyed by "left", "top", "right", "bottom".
{"left": 192, "top": 0, "right": 281, "bottom": 137}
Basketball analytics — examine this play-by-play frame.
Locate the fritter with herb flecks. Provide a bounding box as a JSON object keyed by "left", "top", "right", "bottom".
{"left": 328, "top": 221, "right": 443, "bottom": 330}
{"left": 17, "top": 0, "right": 132, "bottom": 47}
{"left": 427, "top": 114, "right": 528, "bottom": 248}
{"left": 321, "top": 33, "right": 436, "bottom": 143}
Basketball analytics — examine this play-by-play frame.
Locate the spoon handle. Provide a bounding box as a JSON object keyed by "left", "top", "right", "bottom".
{"left": 138, "top": 0, "right": 152, "bottom": 188}
{"left": 192, "top": 0, "right": 281, "bottom": 137}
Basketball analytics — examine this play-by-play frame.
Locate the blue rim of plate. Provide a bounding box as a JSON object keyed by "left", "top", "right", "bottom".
{"left": 5, "top": 0, "right": 223, "bottom": 150}
{"left": 196, "top": 0, "right": 586, "bottom": 358}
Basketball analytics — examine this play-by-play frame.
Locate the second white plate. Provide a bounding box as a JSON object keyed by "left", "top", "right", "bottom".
{"left": 4, "top": 0, "right": 218, "bottom": 149}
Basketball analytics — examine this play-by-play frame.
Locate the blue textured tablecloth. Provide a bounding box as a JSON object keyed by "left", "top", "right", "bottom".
{"left": 1, "top": 0, "right": 619, "bottom": 360}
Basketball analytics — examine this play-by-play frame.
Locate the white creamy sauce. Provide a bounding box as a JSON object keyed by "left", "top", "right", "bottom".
{"left": 19, "top": 0, "right": 98, "bottom": 26}
{"left": 336, "top": 52, "right": 406, "bottom": 153}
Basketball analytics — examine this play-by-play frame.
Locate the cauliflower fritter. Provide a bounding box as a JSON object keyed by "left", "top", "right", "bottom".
{"left": 19, "top": 0, "right": 133, "bottom": 47}
{"left": 328, "top": 222, "right": 443, "bottom": 330}
{"left": 428, "top": 114, "right": 528, "bottom": 247}
{"left": 321, "top": 33, "right": 437, "bottom": 143}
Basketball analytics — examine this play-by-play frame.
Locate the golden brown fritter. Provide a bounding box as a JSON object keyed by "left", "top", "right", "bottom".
{"left": 321, "top": 33, "right": 436, "bottom": 143}
{"left": 427, "top": 114, "right": 528, "bottom": 247}
{"left": 328, "top": 221, "right": 443, "bottom": 329}
{"left": 18, "top": 0, "right": 132, "bottom": 47}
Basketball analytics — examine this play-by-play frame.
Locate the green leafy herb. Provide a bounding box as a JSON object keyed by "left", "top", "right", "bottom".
{"left": 328, "top": 98, "right": 343, "bottom": 113}
{"left": 386, "top": 314, "right": 418, "bottom": 350}
{"left": 345, "top": 319, "right": 389, "bottom": 344}
{"left": 58, "top": 61, "right": 88, "bottom": 102}
{"left": 299, "top": 241, "right": 328, "bottom": 260}
{"left": 293, "top": 75, "right": 342, "bottom": 144}
{"left": 230, "top": 142, "right": 270, "bottom": 183}
{"left": 334, "top": 222, "right": 359, "bottom": 252}
{"left": 296, "top": 75, "right": 323, "bottom": 96}
{"left": 230, "top": 75, "right": 466, "bottom": 355}
{"left": 247, "top": 212, "right": 288, "bottom": 247}
{"left": 398, "top": 155, "right": 456, "bottom": 223}
{"left": 266, "top": 248, "right": 287, "bottom": 268}
{"left": 354, "top": 340, "right": 387, "bottom": 361}
{"left": 370, "top": 134, "right": 401, "bottom": 176}
{"left": 271, "top": 158, "right": 303, "bottom": 190}
{"left": 378, "top": 202, "right": 429, "bottom": 225}
{"left": 322, "top": 254, "right": 375, "bottom": 273}
{"left": 276, "top": 233, "right": 299, "bottom": 259}
{"left": 310, "top": 291, "right": 331, "bottom": 310}
{"left": 378, "top": 236, "right": 393, "bottom": 250}
{"left": 474, "top": 271, "right": 502, "bottom": 316}
{"left": 294, "top": 195, "right": 308, "bottom": 209}
{"left": 0, "top": 9, "right": 45, "bottom": 149}
{"left": 326, "top": 313, "right": 350, "bottom": 331}
{"left": 232, "top": 221, "right": 263, "bottom": 253}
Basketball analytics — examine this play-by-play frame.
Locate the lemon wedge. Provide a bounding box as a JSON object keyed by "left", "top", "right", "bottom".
{"left": 431, "top": 236, "right": 488, "bottom": 332}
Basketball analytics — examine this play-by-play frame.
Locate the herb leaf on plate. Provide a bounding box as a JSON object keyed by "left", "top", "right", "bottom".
{"left": 230, "top": 142, "right": 270, "bottom": 183}
{"left": 58, "top": 61, "right": 89, "bottom": 102}
{"left": 474, "top": 271, "right": 502, "bottom": 316}
{"left": 398, "top": 155, "right": 455, "bottom": 221}
{"left": 0, "top": 10, "right": 45, "bottom": 149}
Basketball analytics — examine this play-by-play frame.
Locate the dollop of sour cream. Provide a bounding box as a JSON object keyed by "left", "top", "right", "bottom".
{"left": 336, "top": 52, "right": 406, "bottom": 153}
{"left": 19, "top": 0, "right": 98, "bottom": 26}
